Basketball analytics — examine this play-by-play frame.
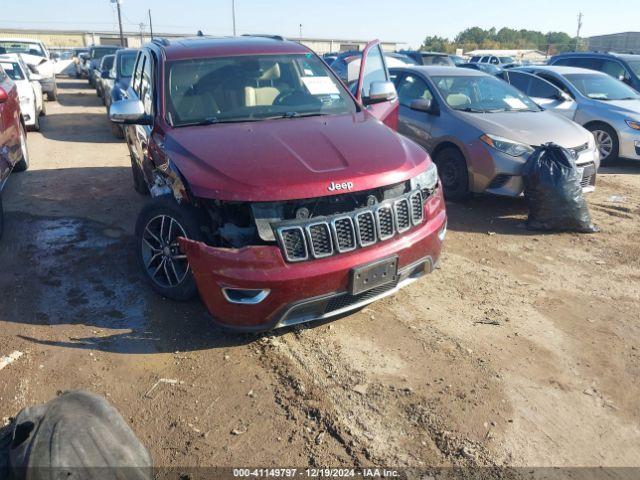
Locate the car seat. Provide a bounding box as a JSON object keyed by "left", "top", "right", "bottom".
{"left": 170, "top": 66, "right": 220, "bottom": 123}
{"left": 446, "top": 93, "right": 472, "bottom": 109}
{"left": 244, "top": 63, "right": 282, "bottom": 106}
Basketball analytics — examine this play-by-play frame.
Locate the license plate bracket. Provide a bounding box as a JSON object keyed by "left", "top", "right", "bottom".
{"left": 350, "top": 256, "right": 398, "bottom": 296}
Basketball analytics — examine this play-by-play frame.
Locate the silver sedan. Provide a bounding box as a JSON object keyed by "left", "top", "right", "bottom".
{"left": 502, "top": 66, "right": 640, "bottom": 163}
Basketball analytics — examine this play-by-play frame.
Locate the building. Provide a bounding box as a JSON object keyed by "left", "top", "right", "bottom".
{"left": 0, "top": 28, "right": 401, "bottom": 54}
{"left": 464, "top": 49, "right": 549, "bottom": 63}
{"left": 588, "top": 32, "right": 640, "bottom": 54}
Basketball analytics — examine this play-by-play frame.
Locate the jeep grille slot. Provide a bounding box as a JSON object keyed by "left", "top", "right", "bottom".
{"left": 278, "top": 226, "right": 308, "bottom": 262}
{"left": 275, "top": 190, "right": 424, "bottom": 262}
{"left": 332, "top": 217, "right": 357, "bottom": 253}
{"left": 306, "top": 222, "right": 333, "bottom": 258}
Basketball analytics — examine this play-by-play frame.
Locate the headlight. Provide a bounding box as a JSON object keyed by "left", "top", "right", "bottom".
{"left": 626, "top": 120, "right": 640, "bottom": 131}
{"left": 410, "top": 161, "right": 438, "bottom": 191}
{"left": 480, "top": 133, "right": 534, "bottom": 157}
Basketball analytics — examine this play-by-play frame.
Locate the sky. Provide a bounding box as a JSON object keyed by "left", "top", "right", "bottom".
{"left": 0, "top": 0, "right": 637, "bottom": 49}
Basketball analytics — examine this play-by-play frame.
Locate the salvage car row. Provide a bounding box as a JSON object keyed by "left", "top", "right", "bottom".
{"left": 2, "top": 34, "right": 640, "bottom": 334}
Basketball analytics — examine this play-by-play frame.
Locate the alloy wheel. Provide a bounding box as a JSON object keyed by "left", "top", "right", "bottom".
{"left": 141, "top": 215, "right": 190, "bottom": 289}
{"left": 592, "top": 129, "right": 613, "bottom": 159}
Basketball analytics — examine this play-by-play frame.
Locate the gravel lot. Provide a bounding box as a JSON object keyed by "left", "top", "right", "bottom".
{"left": 1, "top": 78, "right": 639, "bottom": 471}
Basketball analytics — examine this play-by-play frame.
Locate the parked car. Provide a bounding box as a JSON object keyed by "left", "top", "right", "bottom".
{"left": 95, "top": 54, "right": 115, "bottom": 100}
{"left": 87, "top": 45, "right": 120, "bottom": 87}
{"left": 0, "top": 38, "right": 57, "bottom": 100}
{"left": 0, "top": 64, "right": 30, "bottom": 239}
{"left": 502, "top": 66, "right": 640, "bottom": 163}
{"left": 458, "top": 62, "right": 503, "bottom": 76}
{"left": 389, "top": 66, "right": 599, "bottom": 200}
{"left": 106, "top": 48, "right": 138, "bottom": 138}
{"left": 549, "top": 52, "right": 640, "bottom": 93}
{"left": 449, "top": 55, "right": 466, "bottom": 66}
{"left": 469, "top": 55, "right": 519, "bottom": 68}
{"left": 398, "top": 51, "right": 454, "bottom": 66}
{"left": 109, "top": 36, "right": 446, "bottom": 331}
{"left": 50, "top": 50, "right": 75, "bottom": 75}
{"left": 330, "top": 51, "right": 416, "bottom": 91}
{"left": 0, "top": 54, "right": 45, "bottom": 130}
{"left": 322, "top": 52, "right": 339, "bottom": 64}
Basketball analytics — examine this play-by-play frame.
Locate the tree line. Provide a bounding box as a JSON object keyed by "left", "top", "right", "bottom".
{"left": 422, "top": 27, "right": 581, "bottom": 54}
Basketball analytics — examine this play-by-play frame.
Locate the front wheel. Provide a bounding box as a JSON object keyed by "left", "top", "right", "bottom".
{"left": 433, "top": 147, "right": 469, "bottom": 201}
{"left": 47, "top": 83, "right": 58, "bottom": 101}
{"left": 587, "top": 123, "right": 619, "bottom": 164}
{"left": 13, "top": 123, "right": 29, "bottom": 172}
{"left": 135, "top": 196, "right": 205, "bottom": 301}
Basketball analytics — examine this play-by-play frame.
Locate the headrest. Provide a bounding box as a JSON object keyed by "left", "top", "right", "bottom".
{"left": 259, "top": 63, "right": 280, "bottom": 81}
{"left": 447, "top": 93, "right": 471, "bottom": 109}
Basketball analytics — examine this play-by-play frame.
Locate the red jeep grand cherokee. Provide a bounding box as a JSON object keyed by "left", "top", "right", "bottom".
{"left": 110, "top": 36, "right": 447, "bottom": 331}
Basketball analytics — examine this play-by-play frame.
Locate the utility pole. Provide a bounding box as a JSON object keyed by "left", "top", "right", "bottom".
{"left": 299, "top": 24, "right": 302, "bottom": 40}
{"left": 232, "top": 0, "right": 237, "bottom": 36}
{"left": 148, "top": 9, "right": 153, "bottom": 40}
{"left": 575, "top": 12, "right": 583, "bottom": 51}
{"left": 111, "top": 0, "right": 125, "bottom": 47}
{"left": 139, "top": 23, "right": 144, "bottom": 44}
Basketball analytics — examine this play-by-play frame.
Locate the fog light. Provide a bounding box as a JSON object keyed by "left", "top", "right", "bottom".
{"left": 438, "top": 221, "right": 447, "bottom": 242}
{"left": 222, "top": 288, "right": 270, "bottom": 305}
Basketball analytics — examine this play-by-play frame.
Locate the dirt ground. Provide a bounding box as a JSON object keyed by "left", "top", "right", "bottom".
{"left": 1, "top": 78, "right": 639, "bottom": 472}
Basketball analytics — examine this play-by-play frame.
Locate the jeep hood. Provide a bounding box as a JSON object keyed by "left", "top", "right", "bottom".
{"left": 163, "top": 113, "right": 431, "bottom": 202}
{"left": 458, "top": 110, "right": 591, "bottom": 148}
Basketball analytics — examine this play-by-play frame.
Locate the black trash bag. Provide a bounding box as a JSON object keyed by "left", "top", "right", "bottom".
{"left": 0, "top": 390, "right": 153, "bottom": 480}
{"left": 523, "top": 143, "right": 598, "bottom": 233}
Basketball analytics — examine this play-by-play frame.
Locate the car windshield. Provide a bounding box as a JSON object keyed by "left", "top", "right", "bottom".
{"left": 626, "top": 60, "right": 640, "bottom": 76}
{"left": 565, "top": 73, "right": 640, "bottom": 100}
{"left": 101, "top": 56, "right": 115, "bottom": 70}
{"left": 166, "top": 53, "right": 357, "bottom": 127}
{"left": 118, "top": 53, "right": 137, "bottom": 77}
{"left": 0, "top": 61, "right": 25, "bottom": 81}
{"left": 0, "top": 41, "right": 44, "bottom": 57}
{"left": 431, "top": 74, "right": 540, "bottom": 112}
{"left": 92, "top": 48, "right": 118, "bottom": 59}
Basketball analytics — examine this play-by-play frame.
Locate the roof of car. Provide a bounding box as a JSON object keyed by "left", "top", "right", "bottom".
{"left": 391, "top": 65, "right": 485, "bottom": 76}
{"left": 552, "top": 51, "right": 640, "bottom": 60}
{"left": 518, "top": 65, "right": 607, "bottom": 75}
{"left": 153, "top": 36, "right": 309, "bottom": 61}
{"left": 0, "top": 38, "right": 43, "bottom": 44}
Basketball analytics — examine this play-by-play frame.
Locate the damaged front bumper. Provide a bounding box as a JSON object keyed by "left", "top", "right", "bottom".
{"left": 179, "top": 190, "right": 447, "bottom": 332}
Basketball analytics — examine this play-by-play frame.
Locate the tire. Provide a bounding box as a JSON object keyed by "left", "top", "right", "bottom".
{"left": 135, "top": 195, "right": 206, "bottom": 301}
{"left": 40, "top": 100, "right": 47, "bottom": 116}
{"left": 130, "top": 155, "right": 149, "bottom": 194}
{"left": 433, "top": 147, "right": 469, "bottom": 201}
{"left": 47, "top": 83, "right": 58, "bottom": 101}
{"left": 32, "top": 113, "right": 40, "bottom": 132}
{"left": 111, "top": 121, "right": 125, "bottom": 139}
{"left": 13, "top": 123, "right": 29, "bottom": 172}
{"left": 0, "top": 194, "right": 4, "bottom": 240}
{"left": 587, "top": 122, "right": 618, "bottom": 164}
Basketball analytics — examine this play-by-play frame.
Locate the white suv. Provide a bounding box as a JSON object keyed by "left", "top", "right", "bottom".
{"left": 0, "top": 38, "right": 57, "bottom": 100}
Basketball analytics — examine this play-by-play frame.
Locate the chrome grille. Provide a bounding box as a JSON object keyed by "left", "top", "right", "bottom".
{"left": 410, "top": 192, "right": 423, "bottom": 225}
{"left": 275, "top": 190, "right": 425, "bottom": 262}
{"left": 306, "top": 222, "right": 333, "bottom": 258}
{"left": 332, "top": 217, "right": 356, "bottom": 253}
{"left": 394, "top": 198, "right": 411, "bottom": 233}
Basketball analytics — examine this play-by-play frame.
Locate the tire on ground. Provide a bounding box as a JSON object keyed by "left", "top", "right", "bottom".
{"left": 433, "top": 146, "right": 470, "bottom": 201}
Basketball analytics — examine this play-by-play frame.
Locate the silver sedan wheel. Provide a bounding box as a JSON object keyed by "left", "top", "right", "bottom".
{"left": 141, "top": 214, "right": 189, "bottom": 289}
{"left": 592, "top": 129, "right": 613, "bottom": 159}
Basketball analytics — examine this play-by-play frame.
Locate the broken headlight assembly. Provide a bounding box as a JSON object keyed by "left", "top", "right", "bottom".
{"left": 410, "top": 161, "right": 439, "bottom": 192}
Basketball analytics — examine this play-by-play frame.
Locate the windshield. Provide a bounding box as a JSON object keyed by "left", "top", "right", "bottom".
{"left": 0, "top": 41, "right": 44, "bottom": 58}
{"left": 0, "top": 61, "right": 25, "bottom": 81}
{"left": 91, "top": 47, "right": 118, "bottom": 60}
{"left": 431, "top": 74, "right": 540, "bottom": 112}
{"left": 118, "top": 53, "right": 137, "bottom": 77}
{"left": 166, "top": 53, "right": 356, "bottom": 127}
{"left": 565, "top": 73, "right": 640, "bottom": 100}
{"left": 101, "top": 55, "right": 115, "bottom": 70}
{"left": 626, "top": 60, "right": 640, "bottom": 76}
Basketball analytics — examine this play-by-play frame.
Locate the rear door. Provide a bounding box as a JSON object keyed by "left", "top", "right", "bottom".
{"left": 355, "top": 40, "right": 398, "bottom": 129}
{"left": 503, "top": 70, "right": 577, "bottom": 119}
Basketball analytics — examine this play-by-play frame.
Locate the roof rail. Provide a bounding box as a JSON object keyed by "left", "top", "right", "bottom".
{"left": 151, "top": 38, "right": 170, "bottom": 47}
{"left": 242, "top": 34, "right": 285, "bottom": 41}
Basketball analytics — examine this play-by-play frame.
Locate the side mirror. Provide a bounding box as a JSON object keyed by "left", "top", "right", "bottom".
{"left": 365, "top": 81, "right": 397, "bottom": 104}
{"left": 410, "top": 98, "right": 437, "bottom": 114}
{"left": 109, "top": 99, "right": 152, "bottom": 125}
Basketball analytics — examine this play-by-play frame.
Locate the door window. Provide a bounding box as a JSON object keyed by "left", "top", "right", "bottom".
{"left": 396, "top": 74, "right": 433, "bottom": 107}
{"left": 537, "top": 73, "right": 572, "bottom": 96}
{"left": 131, "top": 52, "right": 144, "bottom": 94}
{"left": 489, "top": 56, "right": 499, "bottom": 65}
{"left": 601, "top": 60, "right": 627, "bottom": 80}
{"left": 528, "top": 76, "right": 560, "bottom": 99}
{"left": 506, "top": 71, "right": 532, "bottom": 94}
{"left": 360, "top": 45, "right": 388, "bottom": 99}
{"left": 139, "top": 54, "right": 153, "bottom": 116}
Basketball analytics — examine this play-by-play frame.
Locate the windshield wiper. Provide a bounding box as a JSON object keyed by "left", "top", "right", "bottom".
{"left": 269, "top": 112, "right": 328, "bottom": 119}
{"left": 458, "top": 107, "right": 488, "bottom": 113}
{"left": 177, "top": 117, "right": 259, "bottom": 127}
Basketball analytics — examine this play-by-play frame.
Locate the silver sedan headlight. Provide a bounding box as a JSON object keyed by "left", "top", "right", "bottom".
{"left": 626, "top": 120, "right": 640, "bottom": 131}
{"left": 410, "top": 161, "right": 438, "bottom": 191}
{"left": 480, "top": 133, "right": 534, "bottom": 157}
